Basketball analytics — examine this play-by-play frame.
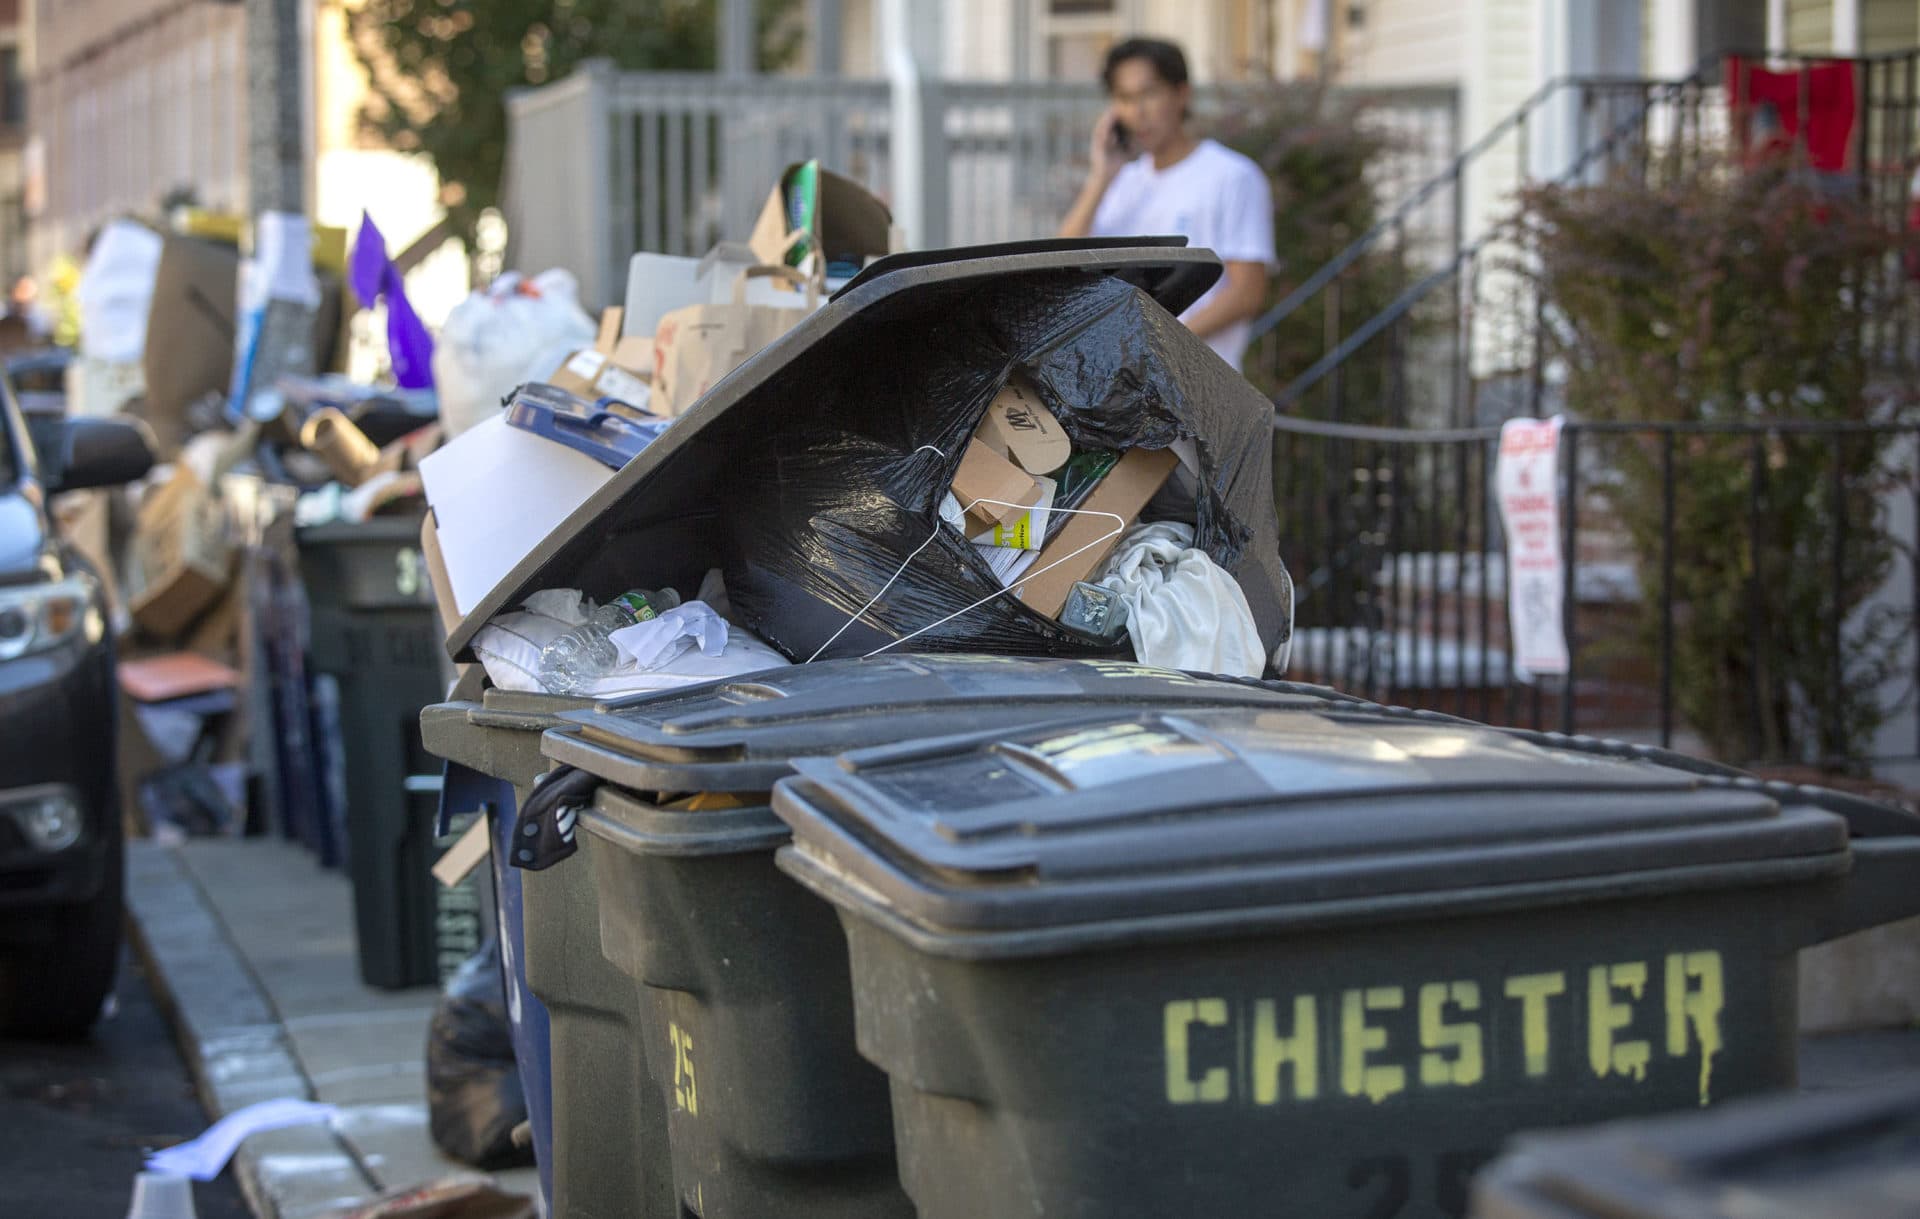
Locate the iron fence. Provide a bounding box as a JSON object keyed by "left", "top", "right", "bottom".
{"left": 1275, "top": 413, "right": 1920, "bottom": 774}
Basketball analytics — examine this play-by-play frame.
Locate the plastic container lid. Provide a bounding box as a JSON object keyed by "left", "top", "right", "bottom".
{"left": 773, "top": 706, "right": 1854, "bottom": 959}
{"left": 539, "top": 655, "right": 1350, "bottom": 794}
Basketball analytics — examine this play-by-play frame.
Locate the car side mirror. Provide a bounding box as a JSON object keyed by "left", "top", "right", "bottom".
{"left": 35, "top": 416, "right": 157, "bottom": 494}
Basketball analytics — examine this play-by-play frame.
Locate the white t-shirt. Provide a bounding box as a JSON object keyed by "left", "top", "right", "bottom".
{"left": 1090, "top": 138, "right": 1276, "bottom": 371}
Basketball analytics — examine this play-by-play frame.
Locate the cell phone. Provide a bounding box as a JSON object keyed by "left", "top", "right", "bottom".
{"left": 1109, "top": 120, "right": 1132, "bottom": 154}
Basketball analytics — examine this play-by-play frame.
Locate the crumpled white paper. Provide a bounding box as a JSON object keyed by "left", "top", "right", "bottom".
{"left": 144, "top": 1098, "right": 339, "bottom": 1181}
{"left": 609, "top": 601, "right": 729, "bottom": 670}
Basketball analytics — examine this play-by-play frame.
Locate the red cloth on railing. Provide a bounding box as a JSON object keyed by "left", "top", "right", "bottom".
{"left": 1726, "top": 57, "right": 1859, "bottom": 172}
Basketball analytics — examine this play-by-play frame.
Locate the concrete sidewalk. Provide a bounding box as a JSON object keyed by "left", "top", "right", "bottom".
{"left": 126, "top": 838, "right": 538, "bottom": 1219}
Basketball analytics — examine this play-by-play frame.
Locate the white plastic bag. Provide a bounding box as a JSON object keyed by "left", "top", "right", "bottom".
{"left": 77, "top": 220, "right": 164, "bottom": 364}
{"left": 1097, "top": 522, "right": 1266, "bottom": 677}
{"left": 470, "top": 594, "right": 789, "bottom": 696}
{"left": 432, "top": 270, "right": 596, "bottom": 438}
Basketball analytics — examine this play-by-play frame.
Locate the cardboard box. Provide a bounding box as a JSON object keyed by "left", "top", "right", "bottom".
{"left": 549, "top": 307, "right": 656, "bottom": 410}
{"left": 143, "top": 234, "right": 240, "bottom": 437}
{"left": 652, "top": 271, "right": 816, "bottom": 416}
{"left": 977, "top": 377, "right": 1070, "bottom": 475}
{"left": 1014, "top": 447, "right": 1178, "bottom": 618}
{"left": 952, "top": 439, "right": 1044, "bottom": 531}
{"left": 622, "top": 245, "right": 807, "bottom": 341}
{"left": 748, "top": 162, "right": 899, "bottom": 284}
{"left": 128, "top": 468, "right": 235, "bottom": 639}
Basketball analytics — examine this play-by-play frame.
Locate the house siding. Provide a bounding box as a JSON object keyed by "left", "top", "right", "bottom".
{"left": 1338, "top": 0, "right": 1470, "bottom": 85}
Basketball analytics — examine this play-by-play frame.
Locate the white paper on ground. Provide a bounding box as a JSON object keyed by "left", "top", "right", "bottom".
{"left": 418, "top": 415, "right": 616, "bottom": 616}
{"left": 144, "top": 1098, "right": 339, "bottom": 1181}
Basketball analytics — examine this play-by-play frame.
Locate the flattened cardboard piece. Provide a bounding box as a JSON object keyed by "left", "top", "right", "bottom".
{"left": 978, "top": 376, "right": 1070, "bottom": 475}
{"left": 952, "top": 439, "right": 1043, "bottom": 531}
{"left": 1014, "top": 447, "right": 1178, "bottom": 617}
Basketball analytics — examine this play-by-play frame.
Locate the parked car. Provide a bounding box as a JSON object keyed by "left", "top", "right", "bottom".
{"left": 0, "top": 364, "right": 153, "bottom": 1036}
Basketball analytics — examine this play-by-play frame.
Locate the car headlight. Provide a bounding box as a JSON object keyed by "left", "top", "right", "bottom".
{"left": 0, "top": 578, "right": 96, "bottom": 662}
{"left": 12, "top": 789, "right": 83, "bottom": 851}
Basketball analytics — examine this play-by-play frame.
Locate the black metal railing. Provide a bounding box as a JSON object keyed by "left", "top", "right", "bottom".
{"left": 1250, "top": 50, "right": 1920, "bottom": 430}
{"left": 1274, "top": 413, "right": 1920, "bottom": 773}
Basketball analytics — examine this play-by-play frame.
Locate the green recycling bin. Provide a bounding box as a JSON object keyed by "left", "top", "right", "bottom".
{"left": 298, "top": 515, "right": 448, "bottom": 990}
{"left": 772, "top": 706, "right": 1920, "bottom": 1219}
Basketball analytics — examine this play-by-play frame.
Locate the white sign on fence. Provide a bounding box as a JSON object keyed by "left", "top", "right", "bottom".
{"left": 1495, "top": 416, "right": 1570, "bottom": 678}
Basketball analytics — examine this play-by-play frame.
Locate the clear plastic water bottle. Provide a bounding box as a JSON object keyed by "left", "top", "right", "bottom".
{"left": 537, "top": 588, "right": 682, "bottom": 694}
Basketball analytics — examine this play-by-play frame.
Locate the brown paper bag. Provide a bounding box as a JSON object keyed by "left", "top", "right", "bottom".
{"left": 652, "top": 266, "right": 818, "bottom": 416}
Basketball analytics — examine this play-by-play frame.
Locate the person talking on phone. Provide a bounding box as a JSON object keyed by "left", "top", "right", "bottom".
{"left": 1059, "top": 38, "right": 1276, "bottom": 372}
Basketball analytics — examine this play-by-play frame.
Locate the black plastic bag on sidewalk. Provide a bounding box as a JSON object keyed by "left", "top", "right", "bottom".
{"left": 424, "top": 940, "right": 533, "bottom": 1170}
{"left": 720, "top": 269, "right": 1288, "bottom": 661}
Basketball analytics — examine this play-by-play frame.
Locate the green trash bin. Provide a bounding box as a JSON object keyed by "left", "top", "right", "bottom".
{"left": 534, "top": 655, "right": 1341, "bottom": 1219}
{"left": 298, "top": 515, "right": 449, "bottom": 990}
{"left": 421, "top": 689, "right": 677, "bottom": 1219}
{"left": 773, "top": 706, "right": 1920, "bottom": 1219}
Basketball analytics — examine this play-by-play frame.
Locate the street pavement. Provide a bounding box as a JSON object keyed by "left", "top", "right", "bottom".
{"left": 0, "top": 949, "right": 251, "bottom": 1219}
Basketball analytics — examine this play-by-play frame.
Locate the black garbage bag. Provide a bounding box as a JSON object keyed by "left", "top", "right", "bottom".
{"left": 719, "top": 270, "right": 1288, "bottom": 662}
{"left": 425, "top": 940, "right": 533, "bottom": 1170}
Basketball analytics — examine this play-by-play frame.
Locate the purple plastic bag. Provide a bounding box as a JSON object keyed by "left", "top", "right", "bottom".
{"left": 349, "top": 212, "right": 436, "bottom": 389}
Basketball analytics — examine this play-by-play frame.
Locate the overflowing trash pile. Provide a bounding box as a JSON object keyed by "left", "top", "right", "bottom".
{"left": 47, "top": 155, "right": 1295, "bottom": 1206}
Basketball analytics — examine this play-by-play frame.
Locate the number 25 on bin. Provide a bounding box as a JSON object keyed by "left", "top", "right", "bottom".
{"left": 1162, "top": 952, "right": 1725, "bottom": 1108}
{"left": 671, "top": 1022, "right": 699, "bottom": 1115}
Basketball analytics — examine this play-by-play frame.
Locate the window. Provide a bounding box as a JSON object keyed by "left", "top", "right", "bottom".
{"left": 0, "top": 47, "right": 23, "bottom": 130}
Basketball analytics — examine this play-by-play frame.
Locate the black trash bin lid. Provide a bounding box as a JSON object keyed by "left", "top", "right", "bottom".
{"left": 539, "top": 655, "right": 1351, "bottom": 793}
{"left": 1475, "top": 1075, "right": 1920, "bottom": 1218}
{"left": 772, "top": 706, "right": 1853, "bottom": 959}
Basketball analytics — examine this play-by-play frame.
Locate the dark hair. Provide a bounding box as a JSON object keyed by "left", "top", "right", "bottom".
{"left": 1101, "top": 38, "right": 1190, "bottom": 93}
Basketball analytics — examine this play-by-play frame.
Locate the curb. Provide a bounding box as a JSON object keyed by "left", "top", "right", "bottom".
{"left": 125, "top": 841, "right": 378, "bottom": 1219}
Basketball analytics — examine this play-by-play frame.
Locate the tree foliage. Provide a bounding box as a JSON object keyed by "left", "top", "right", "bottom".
{"left": 349, "top": 0, "right": 802, "bottom": 238}
{"left": 1217, "top": 83, "right": 1413, "bottom": 422}
{"left": 1522, "top": 165, "right": 1919, "bottom": 768}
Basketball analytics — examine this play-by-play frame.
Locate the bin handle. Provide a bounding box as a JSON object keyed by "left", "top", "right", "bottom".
{"left": 509, "top": 765, "right": 598, "bottom": 871}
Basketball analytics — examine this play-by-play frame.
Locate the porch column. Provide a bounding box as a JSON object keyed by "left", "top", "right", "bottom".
{"left": 1010, "top": 0, "right": 1033, "bottom": 80}
{"left": 811, "top": 0, "right": 843, "bottom": 74}
{"left": 1766, "top": 0, "right": 1787, "bottom": 53}
{"left": 883, "top": 0, "right": 947, "bottom": 248}
{"left": 1650, "top": 0, "right": 1698, "bottom": 77}
{"left": 721, "top": 0, "right": 754, "bottom": 74}
{"left": 1832, "top": 0, "right": 1861, "bottom": 55}
{"left": 1533, "top": 0, "right": 1642, "bottom": 181}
